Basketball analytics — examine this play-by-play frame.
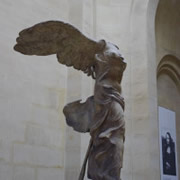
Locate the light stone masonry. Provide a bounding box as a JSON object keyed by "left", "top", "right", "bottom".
{"left": 0, "top": 1, "right": 69, "bottom": 179}
{"left": 14, "top": 166, "right": 35, "bottom": 180}
{"left": 37, "top": 168, "right": 64, "bottom": 180}
{"left": 13, "top": 144, "right": 63, "bottom": 167}
{"left": 0, "top": 163, "right": 13, "bottom": 180}
{"left": 26, "top": 124, "right": 63, "bottom": 149}
{"left": 0, "top": 0, "right": 179, "bottom": 179}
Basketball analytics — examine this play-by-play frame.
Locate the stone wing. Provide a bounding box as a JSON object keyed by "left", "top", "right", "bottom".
{"left": 14, "top": 21, "right": 103, "bottom": 74}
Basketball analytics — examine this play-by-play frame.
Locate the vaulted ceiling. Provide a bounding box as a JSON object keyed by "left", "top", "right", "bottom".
{"left": 155, "top": 0, "right": 180, "bottom": 62}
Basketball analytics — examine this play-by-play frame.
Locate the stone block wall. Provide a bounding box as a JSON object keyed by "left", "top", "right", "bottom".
{"left": 0, "top": 0, "right": 69, "bottom": 180}
{"left": 2, "top": 0, "right": 177, "bottom": 180}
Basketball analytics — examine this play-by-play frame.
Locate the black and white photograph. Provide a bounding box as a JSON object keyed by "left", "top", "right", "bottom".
{"left": 162, "top": 131, "right": 176, "bottom": 176}
{"left": 159, "top": 107, "right": 179, "bottom": 180}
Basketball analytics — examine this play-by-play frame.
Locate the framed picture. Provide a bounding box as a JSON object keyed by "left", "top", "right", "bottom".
{"left": 159, "top": 107, "right": 179, "bottom": 180}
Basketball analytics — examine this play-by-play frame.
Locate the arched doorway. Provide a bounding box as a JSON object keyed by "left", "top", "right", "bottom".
{"left": 157, "top": 55, "right": 180, "bottom": 177}
{"left": 156, "top": 0, "right": 180, "bottom": 177}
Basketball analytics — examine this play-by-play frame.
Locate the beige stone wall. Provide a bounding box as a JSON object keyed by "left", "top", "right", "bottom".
{"left": 1, "top": 0, "right": 179, "bottom": 180}
{"left": 0, "top": 0, "right": 69, "bottom": 180}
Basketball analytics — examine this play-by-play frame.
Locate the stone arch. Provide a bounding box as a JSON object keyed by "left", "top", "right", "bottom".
{"left": 146, "top": 0, "right": 180, "bottom": 178}
{"left": 155, "top": 0, "right": 180, "bottom": 176}
{"left": 157, "top": 55, "right": 180, "bottom": 176}
{"left": 157, "top": 55, "right": 180, "bottom": 92}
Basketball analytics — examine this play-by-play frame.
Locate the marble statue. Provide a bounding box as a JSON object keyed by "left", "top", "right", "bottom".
{"left": 14, "top": 21, "right": 127, "bottom": 180}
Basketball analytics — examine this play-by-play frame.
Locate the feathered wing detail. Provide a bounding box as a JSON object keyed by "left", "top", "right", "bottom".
{"left": 14, "top": 21, "right": 104, "bottom": 75}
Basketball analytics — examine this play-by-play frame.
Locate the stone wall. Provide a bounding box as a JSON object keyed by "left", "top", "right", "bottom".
{"left": 0, "top": 0, "right": 179, "bottom": 180}
{"left": 0, "top": 0, "right": 69, "bottom": 180}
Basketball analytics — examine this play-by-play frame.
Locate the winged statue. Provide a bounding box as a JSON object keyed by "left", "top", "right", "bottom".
{"left": 14, "top": 21, "right": 127, "bottom": 180}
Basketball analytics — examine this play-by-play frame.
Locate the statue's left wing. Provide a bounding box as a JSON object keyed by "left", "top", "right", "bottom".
{"left": 14, "top": 21, "right": 104, "bottom": 76}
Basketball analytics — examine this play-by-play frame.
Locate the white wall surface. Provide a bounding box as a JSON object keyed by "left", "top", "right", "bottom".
{"left": 0, "top": 0, "right": 69, "bottom": 180}
{"left": 0, "top": 0, "right": 169, "bottom": 180}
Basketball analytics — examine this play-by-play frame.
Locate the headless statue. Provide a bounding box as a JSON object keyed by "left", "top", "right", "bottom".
{"left": 14, "top": 21, "right": 126, "bottom": 180}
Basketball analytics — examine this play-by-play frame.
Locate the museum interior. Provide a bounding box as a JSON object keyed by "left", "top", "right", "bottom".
{"left": 0, "top": 0, "right": 179, "bottom": 179}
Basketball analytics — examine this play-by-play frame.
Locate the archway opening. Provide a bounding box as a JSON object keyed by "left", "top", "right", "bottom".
{"left": 155, "top": 0, "right": 180, "bottom": 176}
